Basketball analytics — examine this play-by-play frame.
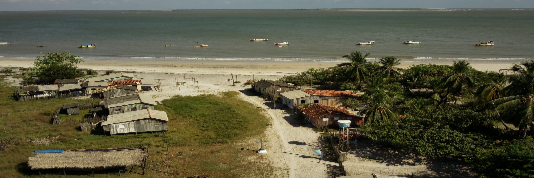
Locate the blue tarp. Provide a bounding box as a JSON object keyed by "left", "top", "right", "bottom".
{"left": 34, "top": 150, "right": 64, "bottom": 154}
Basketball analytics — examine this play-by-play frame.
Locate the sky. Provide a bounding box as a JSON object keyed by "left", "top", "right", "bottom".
{"left": 0, "top": 0, "right": 533, "bottom": 11}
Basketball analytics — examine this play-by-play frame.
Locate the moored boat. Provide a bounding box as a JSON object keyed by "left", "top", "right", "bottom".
{"left": 250, "top": 39, "right": 268, "bottom": 41}
{"left": 194, "top": 44, "right": 208, "bottom": 47}
{"left": 0, "top": 42, "right": 10, "bottom": 45}
{"left": 356, "top": 41, "right": 375, "bottom": 45}
{"left": 274, "top": 42, "right": 289, "bottom": 46}
{"left": 78, "top": 44, "right": 96, "bottom": 48}
{"left": 475, "top": 41, "right": 494, "bottom": 46}
{"left": 404, "top": 41, "right": 420, "bottom": 44}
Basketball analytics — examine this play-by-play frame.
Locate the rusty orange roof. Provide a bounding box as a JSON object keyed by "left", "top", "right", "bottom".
{"left": 107, "top": 80, "right": 142, "bottom": 86}
{"left": 301, "top": 89, "right": 361, "bottom": 97}
{"left": 300, "top": 103, "right": 358, "bottom": 119}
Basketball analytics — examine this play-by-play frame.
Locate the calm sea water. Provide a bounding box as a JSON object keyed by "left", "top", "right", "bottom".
{"left": 0, "top": 9, "right": 533, "bottom": 63}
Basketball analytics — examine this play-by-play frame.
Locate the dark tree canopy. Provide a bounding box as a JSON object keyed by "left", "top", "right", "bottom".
{"left": 26, "top": 52, "right": 85, "bottom": 84}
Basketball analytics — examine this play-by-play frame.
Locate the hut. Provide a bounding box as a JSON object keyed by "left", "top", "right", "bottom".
{"left": 84, "top": 73, "right": 132, "bottom": 83}
{"left": 101, "top": 109, "right": 168, "bottom": 135}
{"left": 280, "top": 90, "right": 310, "bottom": 109}
{"left": 54, "top": 79, "right": 80, "bottom": 85}
{"left": 103, "top": 94, "right": 157, "bottom": 115}
{"left": 300, "top": 103, "right": 363, "bottom": 128}
{"left": 28, "top": 148, "right": 147, "bottom": 171}
{"left": 252, "top": 80, "right": 295, "bottom": 97}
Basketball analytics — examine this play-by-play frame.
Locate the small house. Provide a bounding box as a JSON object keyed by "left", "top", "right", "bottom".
{"left": 252, "top": 80, "right": 295, "bottom": 97}
{"left": 101, "top": 109, "right": 168, "bottom": 135}
{"left": 300, "top": 103, "right": 363, "bottom": 128}
{"left": 103, "top": 94, "right": 157, "bottom": 115}
{"left": 280, "top": 90, "right": 310, "bottom": 109}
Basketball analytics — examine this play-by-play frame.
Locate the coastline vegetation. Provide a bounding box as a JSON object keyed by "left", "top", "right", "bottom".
{"left": 281, "top": 51, "right": 534, "bottom": 177}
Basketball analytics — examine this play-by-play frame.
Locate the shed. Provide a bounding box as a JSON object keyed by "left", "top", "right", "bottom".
{"left": 103, "top": 94, "right": 156, "bottom": 115}
{"left": 280, "top": 90, "right": 310, "bottom": 109}
{"left": 101, "top": 109, "right": 168, "bottom": 135}
{"left": 84, "top": 73, "right": 132, "bottom": 83}
{"left": 28, "top": 148, "right": 147, "bottom": 170}
{"left": 54, "top": 79, "right": 80, "bottom": 84}
{"left": 300, "top": 103, "right": 363, "bottom": 128}
{"left": 252, "top": 80, "right": 295, "bottom": 96}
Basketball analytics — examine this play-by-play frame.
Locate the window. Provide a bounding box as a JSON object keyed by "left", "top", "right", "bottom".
{"left": 301, "top": 100, "right": 305, "bottom": 104}
{"left": 314, "top": 100, "right": 319, "bottom": 103}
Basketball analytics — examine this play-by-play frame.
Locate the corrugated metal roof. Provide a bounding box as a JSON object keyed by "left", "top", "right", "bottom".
{"left": 58, "top": 84, "right": 83, "bottom": 91}
{"left": 85, "top": 73, "right": 132, "bottom": 82}
{"left": 280, "top": 90, "right": 310, "bottom": 99}
{"left": 138, "top": 94, "right": 157, "bottom": 105}
{"left": 102, "top": 109, "right": 168, "bottom": 125}
{"left": 103, "top": 94, "right": 140, "bottom": 108}
{"left": 37, "top": 85, "right": 59, "bottom": 91}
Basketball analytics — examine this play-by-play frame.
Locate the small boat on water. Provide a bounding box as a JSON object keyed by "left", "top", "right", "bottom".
{"left": 475, "top": 41, "right": 494, "bottom": 46}
{"left": 37, "top": 44, "right": 47, "bottom": 47}
{"left": 356, "top": 41, "right": 375, "bottom": 45}
{"left": 0, "top": 42, "right": 10, "bottom": 45}
{"left": 404, "top": 41, "right": 420, "bottom": 44}
{"left": 79, "top": 44, "right": 96, "bottom": 48}
{"left": 165, "top": 44, "right": 171, "bottom": 47}
{"left": 194, "top": 44, "right": 208, "bottom": 47}
{"left": 250, "top": 39, "right": 268, "bottom": 41}
{"left": 274, "top": 42, "right": 289, "bottom": 46}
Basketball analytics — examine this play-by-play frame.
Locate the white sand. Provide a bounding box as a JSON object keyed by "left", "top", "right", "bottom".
{"left": 1, "top": 58, "right": 504, "bottom": 178}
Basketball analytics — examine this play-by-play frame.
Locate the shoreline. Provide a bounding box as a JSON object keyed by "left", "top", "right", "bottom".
{"left": 0, "top": 57, "right": 521, "bottom": 74}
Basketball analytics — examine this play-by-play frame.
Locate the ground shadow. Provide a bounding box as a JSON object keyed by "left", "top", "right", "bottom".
{"left": 348, "top": 138, "right": 475, "bottom": 177}
{"left": 17, "top": 162, "right": 134, "bottom": 176}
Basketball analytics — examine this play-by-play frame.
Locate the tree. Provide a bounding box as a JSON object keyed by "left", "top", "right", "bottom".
{"left": 361, "top": 76, "right": 398, "bottom": 124}
{"left": 439, "top": 60, "right": 476, "bottom": 104}
{"left": 378, "top": 56, "right": 402, "bottom": 78}
{"left": 494, "top": 61, "right": 534, "bottom": 138}
{"left": 341, "top": 51, "right": 370, "bottom": 88}
{"left": 26, "top": 52, "right": 85, "bottom": 84}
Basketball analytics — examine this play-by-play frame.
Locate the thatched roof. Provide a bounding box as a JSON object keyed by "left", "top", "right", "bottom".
{"left": 101, "top": 109, "right": 168, "bottom": 125}
{"left": 28, "top": 148, "right": 147, "bottom": 170}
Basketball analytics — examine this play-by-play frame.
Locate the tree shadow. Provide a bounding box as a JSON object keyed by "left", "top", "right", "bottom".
{"left": 348, "top": 138, "right": 475, "bottom": 177}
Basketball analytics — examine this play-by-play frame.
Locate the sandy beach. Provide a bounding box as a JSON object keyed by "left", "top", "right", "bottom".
{"left": 0, "top": 57, "right": 517, "bottom": 178}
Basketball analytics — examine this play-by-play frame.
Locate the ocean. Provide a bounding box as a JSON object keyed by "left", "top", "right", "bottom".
{"left": 0, "top": 9, "right": 533, "bottom": 63}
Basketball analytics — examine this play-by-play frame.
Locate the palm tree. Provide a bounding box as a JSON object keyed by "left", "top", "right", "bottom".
{"left": 440, "top": 60, "right": 475, "bottom": 104}
{"left": 340, "top": 51, "right": 370, "bottom": 88}
{"left": 361, "top": 76, "right": 398, "bottom": 124}
{"left": 379, "top": 56, "right": 402, "bottom": 78}
{"left": 477, "top": 72, "right": 507, "bottom": 103}
{"left": 493, "top": 61, "right": 534, "bottom": 138}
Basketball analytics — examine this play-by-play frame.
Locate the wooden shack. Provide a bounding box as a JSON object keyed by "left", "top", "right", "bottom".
{"left": 252, "top": 80, "right": 295, "bottom": 97}
{"left": 103, "top": 93, "right": 157, "bottom": 115}
{"left": 101, "top": 109, "right": 168, "bottom": 135}
{"left": 28, "top": 148, "right": 147, "bottom": 171}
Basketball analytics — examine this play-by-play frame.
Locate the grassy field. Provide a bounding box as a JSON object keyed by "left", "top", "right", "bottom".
{"left": 0, "top": 78, "right": 274, "bottom": 177}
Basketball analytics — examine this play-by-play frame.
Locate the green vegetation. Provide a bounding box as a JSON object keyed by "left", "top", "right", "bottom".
{"left": 282, "top": 51, "right": 534, "bottom": 177}
{"left": 0, "top": 78, "right": 272, "bottom": 177}
{"left": 23, "top": 52, "right": 85, "bottom": 84}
